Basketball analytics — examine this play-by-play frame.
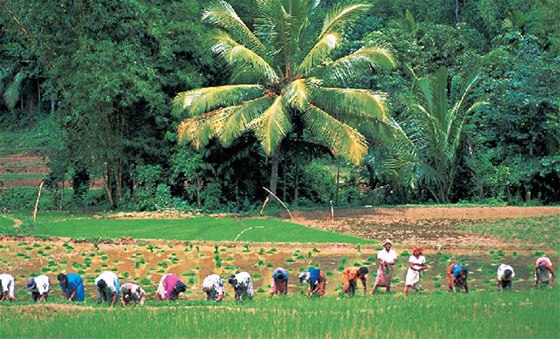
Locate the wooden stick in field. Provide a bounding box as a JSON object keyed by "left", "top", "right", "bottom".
{"left": 262, "top": 187, "right": 293, "bottom": 220}
{"left": 33, "top": 181, "right": 44, "bottom": 223}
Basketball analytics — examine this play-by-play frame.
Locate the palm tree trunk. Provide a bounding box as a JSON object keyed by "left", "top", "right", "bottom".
{"left": 269, "top": 150, "right": 281, "bottom": 195}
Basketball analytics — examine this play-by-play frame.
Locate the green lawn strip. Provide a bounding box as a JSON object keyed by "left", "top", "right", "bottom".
{"left": 35, "top": 216, "right": 370, "bottom": 244}
{"left": 0, "top": 173, "right": 47, "bottom": 181}
{"left": 456, "top": 216, "right": 560, "bottom": 247}
{"left": 0, "top": 290, "right": 557, "bottom": 338}
{"left": 0, "top": 216, "right": 14, "bottom": 228}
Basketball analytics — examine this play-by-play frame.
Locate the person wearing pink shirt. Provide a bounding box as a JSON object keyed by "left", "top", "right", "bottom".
{"left": 157, "top": 274, "right": 187, "bottom": 300}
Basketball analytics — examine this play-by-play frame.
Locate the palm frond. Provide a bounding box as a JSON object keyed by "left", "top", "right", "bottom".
{"left": 248, "top": 95, "right": 292, "bottom": 155}
{"left": 296, "top": 32, "right": 340, "bottom": 75}
{"left": 322, "top": 47, "right": 396, "bottom": 83}
{"left": 203, "top": 0, "right": 266, "bottom": 55}
{"left": 319, "top": 3, "right": 371, "bottom": 39}
{"left": 304, "top": 105, "right": 368, "bottom": 165}
{"left": 3, "top": 70, "right": 26, "bottom": 110}
{"left": 282, "top": 78, "right": 322, "bottom": 111}
{"left": 216, "top": 95, "right": 275, "bottom": 147}
{"left": 311, "top": 87, "right": 389, "bottom": 123}
{"left": 173, "top": 84, "right": 265, "bottom": 117}
{"left": 177, "top": 110, "right": 222, "bottom": 150}
{"left": 212, "top": 33, "right": 279, "bottom": 84}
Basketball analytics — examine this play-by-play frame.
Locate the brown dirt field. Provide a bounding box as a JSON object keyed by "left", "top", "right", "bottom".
{"left": 285, "top": 206, "right": 560, "bottom": 249}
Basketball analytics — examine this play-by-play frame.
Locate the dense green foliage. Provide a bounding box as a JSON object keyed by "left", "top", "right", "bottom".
{"left": 1, "top": 291, "right": 558, "bottom": 338}
{"left": 0, "top": 0, "right": 558, "bottom": 211}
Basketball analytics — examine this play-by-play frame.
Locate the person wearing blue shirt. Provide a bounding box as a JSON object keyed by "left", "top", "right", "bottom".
{"left": 299, "top": 267, "right": 326, "bottom": 297}
{"left": 57, "top": 273, "right": 85, "bottom": 301}
{"left": 269, "top": 267, "right": 289, "bottom": 296}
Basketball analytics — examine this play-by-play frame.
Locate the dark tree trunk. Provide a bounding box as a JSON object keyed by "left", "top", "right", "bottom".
{"left": 269, "top": 150, "right": 281, "bottom": 195}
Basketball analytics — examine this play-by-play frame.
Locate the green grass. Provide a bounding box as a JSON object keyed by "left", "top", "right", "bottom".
{"left": 0, "top": 216, "right": 13, "bottom": 228}
{"left": 0, "top": 173, "right": 47, "bottom": 181}
{"left": 0, "top": 290, "right": 558, "bottom": 338}
{"left": 456, "top": 216, "right": 560, "bottom": 247}
{"left": 31, "top": 216, "right": 369, "bottom": 244}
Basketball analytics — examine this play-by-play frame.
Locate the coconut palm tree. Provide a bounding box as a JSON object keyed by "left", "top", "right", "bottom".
{"left": 174, "top": 0, "right": 397, "bottom": 195}
{"left": 406, "top": 67, "right": 486, "bottom": 203}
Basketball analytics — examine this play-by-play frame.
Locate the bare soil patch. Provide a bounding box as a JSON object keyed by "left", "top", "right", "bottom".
{"left": 286, "top": 206, "right": 560, "bottom": 249}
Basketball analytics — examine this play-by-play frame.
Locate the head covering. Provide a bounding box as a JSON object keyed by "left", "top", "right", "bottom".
{"left": 174, "top": 281, "right": 187, "bottom": 293}
{"left": 412, "top": 246, "right": 423, "bottom": 254}
{"left": 383, "top": 239, "right": 393, "bottom": 246}
{"left": 298, "top": 272, "right": 310, "bottom": 283}
{"left": 358, "top": 267, "right": 369, "bottom": 276}
{"left": 228, "top": 275, "right": 237, "bottom": 285}
{"left": 96, "top": 279, "right": 107, "bottom": 289}
{"left": 27, "top": 277, "right": 36, "bottom": 289}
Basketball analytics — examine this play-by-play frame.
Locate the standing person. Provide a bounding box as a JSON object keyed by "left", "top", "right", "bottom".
{"left": 120, "top": 282, "right": 146, "bottom": 306}
{"left": 269, "top": 267, "right": 289, "bottom": 296}
{"left": 95, "top": 271, "right": 120, "bottom": 307}
{"left": 298, "top": 267, "right": 327, "bottom": 298}
{"left": 57, "top": 273, "right": 85, "bottom": 301}
{"left": 157, "top": 273, "right": 187, "bottom": 301}
{"left": 201, "top": 274, "right": 225, "bottom": 302}
{"left": 228, "top": 271, "right": 254, "bottom": 301}
{"left": 372, "top": 239, "right": 398, "bottom": 295}
{"left": 0, "top": 273, "right": 15, "bottom": 302}
{"left": 535, "top": 256, "right": 555, "bottom": 287}
{"left": 496, "top": 264, "right": 515, "bottom": 291}
{"left": 342, "top": 266, "right": 368, "bottom": 296}
{"left": 404, "top": 246, "right": 427, "bottom": 296}
{"left": 447, "top": 262, "right": 469, "bottom": 293}
{"left": 27, "top": 275, "right": 50, "bottom": 302}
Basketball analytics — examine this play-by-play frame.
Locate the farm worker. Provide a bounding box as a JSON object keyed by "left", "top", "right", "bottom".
{"left": 269, "top": 267, "right": 289, "bottom": 296}
{"left": 201, "top": 274, "right": 225, "bottom": 301}
{"left": 372, "top": 239, "right": 397, "bottom": 295}
{"left": 228, "top": 271, "right": 254, "bottom": 301}
{"left": 57, "top": 273, "right": 85, "bottom": 301}
{"left": 447, "top": 263, "right": 469, "bottom": 293}
{"left": 404, "top": 246, "right": 427, "bottom": 296}
{"left": 157, "top": 273, "right": 187, "bottom": 301}
{"left": 95, "top": 271, "right": 120, "bottom": 307}
{"left": 496, "top": 264, "right": 515, "bottom": 290}
{"left": 535, "top": 256, "right": 555, "bottom": 287}
{"left": 298, "top": 267, "right": 326, "bottom": 297}
{"left": 0, "top": 273, "right": 15, "bottom": 302}
{"left": 27, "top": 275, "right": 50, "bottom": 302}
{"left": 342, "top": 266, "right": 368, "bottom": 296}
{"left": 120, "top": 282, "right": 146, "bottom": 306}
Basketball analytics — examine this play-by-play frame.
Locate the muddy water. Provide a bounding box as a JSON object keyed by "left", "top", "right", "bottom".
{"left": 0, "top": 239, "right": 556, "bottom": 301}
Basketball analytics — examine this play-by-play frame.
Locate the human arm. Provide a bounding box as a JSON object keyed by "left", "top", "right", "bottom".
{"left": 308, "top": 282, "right": 319, "bottom": 297}
{"left": 110, "top": 292, "right": 117, "bottom": 307}
{"left": 361, "top": 277, "right": 367, "bottom": 294}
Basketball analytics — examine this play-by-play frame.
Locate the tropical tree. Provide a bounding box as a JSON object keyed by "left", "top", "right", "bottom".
{"left": 174, "top": 0, "right": 398, "bottom": 195}
{"left": 405, "top": 67, "right": 485, "bottom": 203}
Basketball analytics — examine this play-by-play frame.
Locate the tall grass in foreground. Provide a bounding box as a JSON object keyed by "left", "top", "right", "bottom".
{"left": 1, "top": 290, "right": 558, "bottom": 338}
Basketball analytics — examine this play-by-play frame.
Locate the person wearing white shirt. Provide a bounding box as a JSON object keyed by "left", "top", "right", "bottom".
{"left": 497, "top": 264, "right": 515, "bottom": 290}
{"left": 228, "top": 271, "right": 253, "bottom": 301}
{"left": 372, "top": 239, "right": 398, "bottom": 295}
{"left": 202, "top": 274, "right": 225, "bottom": 301}
{"left": 27, "top": 275, "right": 50, "bottom": 302}
{"left": 0, "top": 273, "right": 15, "bottom": 302}
{"left": 120, "top": 282, "right": 146, "bottom": 306}
{"left": 95, "top": 271, "right": 120, "bottom": 307}
{"left": 404, "top": 246, "right": 427, "bottom": 296}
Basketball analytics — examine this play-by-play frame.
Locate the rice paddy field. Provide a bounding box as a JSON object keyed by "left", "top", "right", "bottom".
{"left": 0, "top": 207, "right": 559, "bottom": 338}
